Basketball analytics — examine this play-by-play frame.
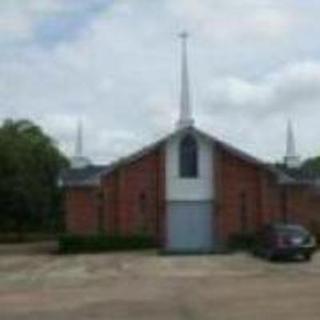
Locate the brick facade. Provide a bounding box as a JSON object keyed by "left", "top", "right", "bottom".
{"left": 65, "top": 187, "right": 99, "bottom": 235}
{"left": 64, "top": 135, "right": 320, "bottom": 247}
{"left": 215, "top": 145, "right": 264, "bottom": 243}
{"left": 215, "top": 144, "right": 320, "bottom": 243}
{"left": 286, "top": 185, "right": 320, "bottom": 228}
{"left": 100, "top": 146, "right": 166, "bottom": 244}
{"left": 64, "top": 145, "right": 166, "bottom": 244}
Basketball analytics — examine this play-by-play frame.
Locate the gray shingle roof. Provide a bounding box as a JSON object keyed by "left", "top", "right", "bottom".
{"left": 275, "top": 164, "right": 320, "bottom": 186}
{"left": 60, "top": 165, "right": 110, "bottom": 187}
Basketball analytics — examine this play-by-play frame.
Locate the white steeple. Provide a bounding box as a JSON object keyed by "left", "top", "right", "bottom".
{"left": 75, "top": 119, "right": 83, "bottom": 157}
{"left": 71, "top": 120, "right": 91, "bottom": 169}
{"left": 176, "top": 31, "right": 194, "bottom": 128}
{"left": 284, "top": 120, "right": 300, "bottom": 169}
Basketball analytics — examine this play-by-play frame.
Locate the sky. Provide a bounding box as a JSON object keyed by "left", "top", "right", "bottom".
{"left": 1, "top": 0, "right": 320, "bottom": 164}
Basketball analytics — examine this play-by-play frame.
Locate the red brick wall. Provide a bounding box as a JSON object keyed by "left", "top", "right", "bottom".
{"left": 214, "top": 145, "right": 294, "bottom": 243}
{"left": 65, "top": 187, "right": 99, "bottom": 235}
{"left": 258, "top": 170, "right": 295, "bottom": 228}
{"left": 305, "top": 189, "right": 320, "bottom": 238}
{"left": 215, "top": 144, "right": 320, "bottom": 244}
{"left": 65, "top": 147, "right": 165, "bottom": 241}
{"left": 100, "top": 171, "right": 119, "bottom": 234}
{"left": 286, "top": 186, "right": 320, "bottom": 228}
{"left": 215, "top": 146, "right": 264, "bottom": 242}
{"left": 65, "top": 139, "right": 320, "bottom": 247}
{"left": 100, "top": 146, "right": 166, "bottom": 244}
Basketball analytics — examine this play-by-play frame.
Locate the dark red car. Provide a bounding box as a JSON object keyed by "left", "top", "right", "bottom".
{"left": 253, "top": 223, "right": 317, "bottom": 261}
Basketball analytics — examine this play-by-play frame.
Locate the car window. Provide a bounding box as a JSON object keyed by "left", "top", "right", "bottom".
{"left": 276, "top": 226, "right": 309, "bottom": 237}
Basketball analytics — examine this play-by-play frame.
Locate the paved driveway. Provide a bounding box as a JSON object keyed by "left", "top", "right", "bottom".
{"left": 0, "top": 243, "right": 319, "bottom": 319}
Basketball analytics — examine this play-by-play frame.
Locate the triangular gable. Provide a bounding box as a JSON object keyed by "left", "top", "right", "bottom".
{"left": 100, "top": 126, "right": 277, "bottom": 178}
{"left": 63, "top": 125, "right": 295, "bottom": 187}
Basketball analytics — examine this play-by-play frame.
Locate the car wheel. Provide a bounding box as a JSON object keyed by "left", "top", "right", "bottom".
{"left": 304, "top": 253, "right": 312, "bottom": 262}
{"left": 252, "top": 247, "right": 262, "bottom": 257}
{"left": 265, "top": 249, "right": 275, "bottom": 261}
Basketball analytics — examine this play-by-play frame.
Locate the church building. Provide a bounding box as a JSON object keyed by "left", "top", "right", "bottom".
{"left": 61, "top": 34, "right": 320, "bottom": 252}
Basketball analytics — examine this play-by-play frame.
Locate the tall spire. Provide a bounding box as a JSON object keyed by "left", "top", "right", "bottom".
{"left": 284, "top": 120, "right": 300, "bottom": 169}
{"left": 75, "top": 120, "right": 83, "bottom": 157}
{"left": 71, "top": 120, "right": 91, "bottom": 169}
{"left": 176, "top": 31, "right": 194, "bottom": 128}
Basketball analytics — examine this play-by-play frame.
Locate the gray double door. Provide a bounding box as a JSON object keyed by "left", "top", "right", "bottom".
{"left": 166, "top": 201, "right": 214, "bottom": 252}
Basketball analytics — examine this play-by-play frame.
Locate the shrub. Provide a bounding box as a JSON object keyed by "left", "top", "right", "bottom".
{"left": 227, "top": 231, "right": 257, "bottom": 252}
{"left": 0, "top": 232, "right": 56, "bottom": 243}
{"left": 58, "top": 234, "right": 156, "bottom": 253}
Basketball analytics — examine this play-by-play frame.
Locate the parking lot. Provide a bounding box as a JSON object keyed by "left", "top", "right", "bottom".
{"left": 0, "top": 243, "right": 319, "bottom": 320}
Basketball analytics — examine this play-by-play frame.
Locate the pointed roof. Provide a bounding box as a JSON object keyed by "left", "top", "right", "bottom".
{"left": 60, "top": 36, "right": 308, "bottom": 188}
{"left": 61, "top": 126, "right": 307, "bottom": 187}
{"left": 75, "top": 120, "right": 83, "bottom": 157}
{"left": 60, "top": 165, "right": 109, "bottom": 187}
{"left": 71, "top": 120, "right": 91, "bottom": 169}
{"left": 284, "top": 120, "right": 300, "bottom": 169}
{"left": 286, "top": 120, "right": 296, "bottom": 158}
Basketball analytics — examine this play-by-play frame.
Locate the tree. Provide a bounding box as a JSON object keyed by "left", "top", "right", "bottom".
{"left": 0, "top": 119, "right": 69, "bottom": 237}
{"left": 302, "top": 156, "right": 320, "bottom": 174}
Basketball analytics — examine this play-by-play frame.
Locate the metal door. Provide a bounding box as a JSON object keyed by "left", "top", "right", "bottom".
{"left": 166, "top": 201, "right": 214, "bottom": 252}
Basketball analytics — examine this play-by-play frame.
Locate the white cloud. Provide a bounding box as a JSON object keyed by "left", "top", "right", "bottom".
{"left": 204, "top": 61, "right": 320, "bottom": 117}
{"left": 201, "top": 61, "right": 320, "bottom": 160}
{"left": 1, "top": 0, "right": 320, "bottom": 163}
{"left": 0, "top": 0, "right": 64, "bottom": 41}
{"left": 166, "top": 0, "right": 293, "bottom": 43}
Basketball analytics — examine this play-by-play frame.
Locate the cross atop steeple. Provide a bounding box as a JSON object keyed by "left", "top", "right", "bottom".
{"left": 176, "top": 31, "right": 194, "bottom": 128}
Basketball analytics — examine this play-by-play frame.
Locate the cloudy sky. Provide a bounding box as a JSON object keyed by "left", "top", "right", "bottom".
{"left": 1, "top": 0, "right": 320, "bottom": 164}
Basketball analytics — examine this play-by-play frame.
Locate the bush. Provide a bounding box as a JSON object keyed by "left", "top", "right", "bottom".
{"left": 227, "top": 232, "right": 257, "bottom": 252}
{"left": 58, "top": 234, "right": 156, "bottom": 253}
{"left": 0, "top": 232, "right": 56, "bottom": 243}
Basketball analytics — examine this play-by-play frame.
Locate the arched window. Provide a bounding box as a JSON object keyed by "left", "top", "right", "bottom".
{"left": 179, "top": 134, "right": 198, "bottom": 178}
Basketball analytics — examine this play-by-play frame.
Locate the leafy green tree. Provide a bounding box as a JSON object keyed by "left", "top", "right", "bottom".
{"left": 302, "top": 156, "right": 320, "bottom": 174}
{"left": 0, "top": 119, "right": 69, "bottom": 237}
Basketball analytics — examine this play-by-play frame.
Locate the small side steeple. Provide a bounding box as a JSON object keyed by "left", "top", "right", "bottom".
{"left": 176, "top": 31, "right": 194, "bottom": 129}
{"left": 75, "top": 119, "right": 83, "bottom": 157}
{"left": 71, "top": 120, "right": 91, "bottom": 169}
{"left": 284, "top": 120, "right": 300, "bottom": 169}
